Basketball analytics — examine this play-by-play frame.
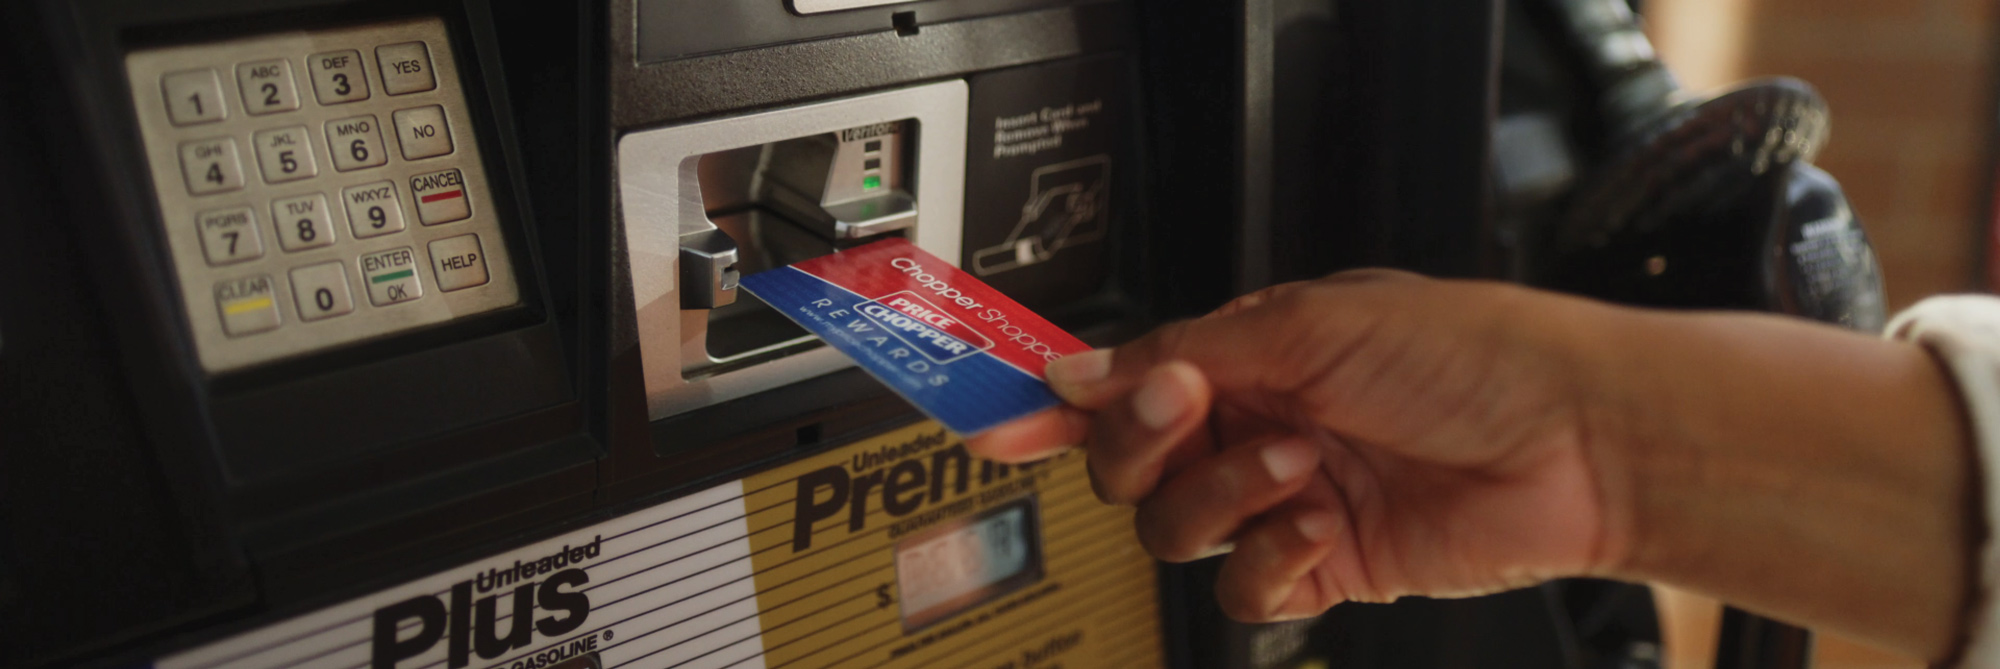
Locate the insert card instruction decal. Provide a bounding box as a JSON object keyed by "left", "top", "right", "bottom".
{"left": 739, "top": 238, "right": 1089, "bottom": 435}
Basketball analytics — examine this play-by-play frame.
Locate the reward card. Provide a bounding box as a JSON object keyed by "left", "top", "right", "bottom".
{"left": 738, "top": 238, "right": 1090, "bottom": 435}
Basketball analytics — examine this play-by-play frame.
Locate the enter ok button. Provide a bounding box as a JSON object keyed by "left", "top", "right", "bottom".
{"left": 428, "top": 233, "right": 489, "bottom": 292}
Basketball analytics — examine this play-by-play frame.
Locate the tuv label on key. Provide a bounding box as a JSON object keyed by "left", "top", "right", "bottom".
{"left": 739, "top": 237, "right": 1090, "bottom": 436}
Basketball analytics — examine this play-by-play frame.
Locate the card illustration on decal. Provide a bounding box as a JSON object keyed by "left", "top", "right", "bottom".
{"left": 971, "top": 154, "right": 1112, "bottom": 276}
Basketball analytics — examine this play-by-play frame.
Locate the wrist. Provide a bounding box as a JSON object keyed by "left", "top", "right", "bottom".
{"left": 1588, "top": 307, "right": 1973, "bottom": 659}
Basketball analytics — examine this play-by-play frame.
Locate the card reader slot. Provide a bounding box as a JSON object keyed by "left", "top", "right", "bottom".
{"left": 687, "top": 121, "right": 920, "bottom": 374}
{"left": 614, "top": 80, "right": 969, "bottom": 423}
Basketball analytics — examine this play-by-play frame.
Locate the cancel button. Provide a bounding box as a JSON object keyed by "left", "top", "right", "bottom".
{"left": 427, "top": 233, "right": 489, "bottom": 292}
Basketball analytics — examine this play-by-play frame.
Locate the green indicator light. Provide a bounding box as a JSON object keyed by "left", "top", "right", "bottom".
{"left": 863, "top": 175, "right": 882, "bottom": 191}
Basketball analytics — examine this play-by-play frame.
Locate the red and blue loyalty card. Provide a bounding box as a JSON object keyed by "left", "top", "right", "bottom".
{"left": 738, "top": 238, "right": 1090, "bottom": 436}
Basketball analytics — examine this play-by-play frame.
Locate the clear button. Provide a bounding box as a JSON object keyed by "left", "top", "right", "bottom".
{"left": 215, "top": 275, "right": 281, "bottom": 336}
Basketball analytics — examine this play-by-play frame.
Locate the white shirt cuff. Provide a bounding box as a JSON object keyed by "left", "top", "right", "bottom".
{"left": 1886, "top": 295, "right": 2000, "bottom": 667}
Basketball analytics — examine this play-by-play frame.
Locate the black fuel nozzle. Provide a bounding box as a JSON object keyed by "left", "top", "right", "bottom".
{"left": 1543, "top": 0, "right": 1684, "bottom": 141}
{"left": 1536, "top": 0, "right": 1880, "bottom": 330}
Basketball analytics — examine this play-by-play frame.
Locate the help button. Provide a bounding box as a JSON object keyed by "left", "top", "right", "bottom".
{"left": 428, "top": 233, "right": 489, "bottom": 292}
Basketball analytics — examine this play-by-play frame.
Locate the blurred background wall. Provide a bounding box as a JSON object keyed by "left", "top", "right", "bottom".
{"left": 1651, "top": 0, "right": 1995, "bottom": 310}
{"left": 1646, "top": 2, "right": 1994, "bottom": 665}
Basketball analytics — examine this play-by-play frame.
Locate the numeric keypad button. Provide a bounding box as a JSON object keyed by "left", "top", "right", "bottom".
{"left": 307, "top": 50, "right": 370, "bottom": 105}
{"left": 161, "top": 69, "right": 227, "bottom": 126}
{"left": 325, "top": 115, "right": 388, "bottom": 172}
{"left": 235, "top": 59, "right": 301, "bottom": 115}
{"left": 342, "top": 181, "right": 406, "bottom": 239}
{"left": 253, "top": 126, "right": 319, "bottom": 184}
{"left": 196, "top": 207, "right": 264, "bottom": 266}
{"left": 289, "top": 261, "right": 354, "bottom": 322}
{"left": 272, "top": 193, "right": 335, "bottom": 252}
{"left": 179, "top": 137, "right": 245, "bottom": 195}
{"left": 375, "top": 42, "right": 437, "bottom": 95}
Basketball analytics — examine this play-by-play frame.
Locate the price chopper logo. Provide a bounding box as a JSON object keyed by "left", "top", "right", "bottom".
{"left": 855, "top": 291, "right": 994, "bottom": 364}
{"left": 371, "top": 538, "right": 601, "bottom": 669}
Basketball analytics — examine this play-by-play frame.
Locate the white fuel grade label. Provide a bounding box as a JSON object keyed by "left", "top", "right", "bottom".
{"left": 155, "top": 422, "right": 1163, "bottom": 669}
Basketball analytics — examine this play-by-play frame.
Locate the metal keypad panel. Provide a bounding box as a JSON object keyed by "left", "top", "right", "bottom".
{"left": 125, "top": 17, "right": 520, "bottom": 373}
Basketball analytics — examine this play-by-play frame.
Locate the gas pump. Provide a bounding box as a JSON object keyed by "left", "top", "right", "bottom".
{"left": 0, "top": 0, "right": 1867, "bottom": 668}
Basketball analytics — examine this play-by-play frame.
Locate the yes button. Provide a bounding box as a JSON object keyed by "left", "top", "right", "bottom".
{"left": 361, "top": 247, "right": 424, "bottom": 306}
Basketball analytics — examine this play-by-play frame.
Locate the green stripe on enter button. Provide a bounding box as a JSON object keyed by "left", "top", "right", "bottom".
{"left": 370, "top": 269, "right": 414, "bottom": 284}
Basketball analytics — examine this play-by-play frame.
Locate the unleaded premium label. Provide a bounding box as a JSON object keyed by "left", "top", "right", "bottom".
{"left": 156, "top": 422, "right": 1163, "bottom": 669}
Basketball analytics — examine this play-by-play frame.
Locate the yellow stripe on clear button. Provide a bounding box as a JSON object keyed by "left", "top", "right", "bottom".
{"left": 223, "top": 295, "right": 274, "bottom": 315}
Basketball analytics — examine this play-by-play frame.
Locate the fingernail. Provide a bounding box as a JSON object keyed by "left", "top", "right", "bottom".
{"left": 1294, "top": 511, "right": 1339, "bottom": 544}
{"left": 1260, "top": 440, "right": 1317, "bottom": 483}
{"left": 1046, "top": 349, "right": 1112, "bottom": 387}
{"left": 1193, "top": 541, "right": 1238, "bottom": 560}
{"left": 1132, "top": 368, "right": 1190, "bottom": 431}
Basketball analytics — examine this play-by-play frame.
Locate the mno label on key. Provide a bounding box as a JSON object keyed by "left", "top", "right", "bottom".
{"left": 331, "top": 118, "right": 373, "bottom": 135}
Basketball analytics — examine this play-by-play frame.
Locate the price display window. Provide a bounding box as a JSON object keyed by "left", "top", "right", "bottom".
{"left": 893, "top": 497, "right": 1046, "bottom": 631}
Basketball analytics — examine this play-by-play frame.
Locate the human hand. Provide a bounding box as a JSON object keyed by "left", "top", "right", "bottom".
{"left": 968, "top": 270, "right": 1635, "bottom": 622}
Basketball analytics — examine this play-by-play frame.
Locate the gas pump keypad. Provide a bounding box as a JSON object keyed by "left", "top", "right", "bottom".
{"left": 125, "top": 17, "right": 520, "bottom": 373}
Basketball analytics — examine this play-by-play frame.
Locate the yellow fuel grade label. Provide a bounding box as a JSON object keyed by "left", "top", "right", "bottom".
{"left": 743, "top": 421, "right": 1165, "bottom": 669}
